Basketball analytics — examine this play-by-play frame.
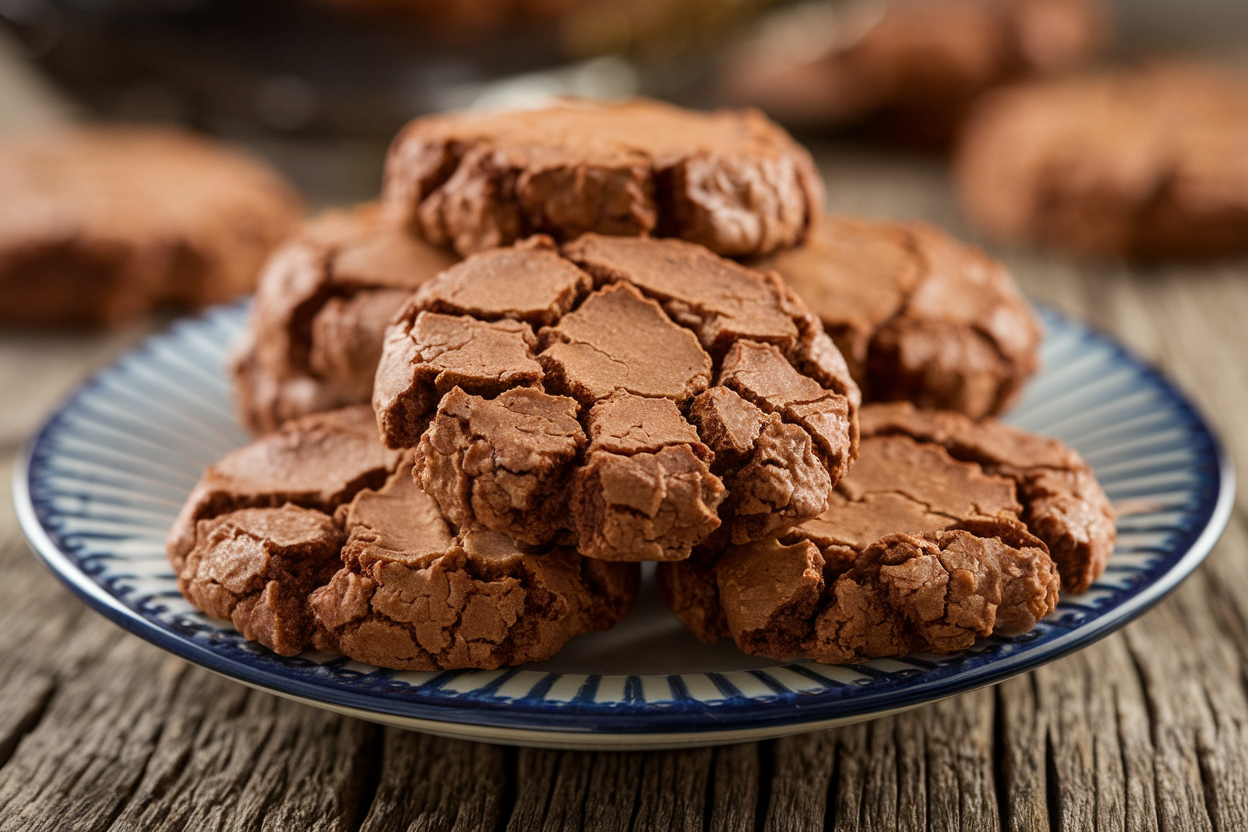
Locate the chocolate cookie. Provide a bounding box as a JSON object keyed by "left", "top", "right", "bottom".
{"left": 168, "top": 405, "right": 403, "bottom": 571}
{"left": 382, "top": 98, "right": 823, "bottom": 258}
{"left": 720, "top": 0, "right": 1109, "bottom": 144}
{"left": 753, "top": 216, "right": 1041, "bottom": 419}
{"left": 232, "top": 205, "right": 458, "bottom": 434}
{"left": 169, "top": 406, "right": 639, "bottom": 669}
{"left": 957, "top": 62, "right": 1248, "bottom": 259}
{"left": 0, "top": 126, "right": 301, "bottom": 327}
{"left": 658, "top": 402, "right": 1114, "bottom": 662}
{"left": 375, "top": 234, "right": 861, "bottom": 561}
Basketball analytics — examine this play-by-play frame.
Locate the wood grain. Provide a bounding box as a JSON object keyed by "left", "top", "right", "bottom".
{"left": 1, "top": 140, "right": 1248, "bottom": 830}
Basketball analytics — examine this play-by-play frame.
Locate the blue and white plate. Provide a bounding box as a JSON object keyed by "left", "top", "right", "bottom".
{"left": 13, "top": 303, "right": 1233, "bottom": 750}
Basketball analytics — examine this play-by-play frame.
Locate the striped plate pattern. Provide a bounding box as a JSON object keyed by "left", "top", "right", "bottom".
{"left": 14, "top": 304, "right": 1234, "bottom": 749}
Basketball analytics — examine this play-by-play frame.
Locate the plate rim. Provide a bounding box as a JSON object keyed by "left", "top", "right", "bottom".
{"left": 12, "top": 303, "right": 1236, "bottom": 748}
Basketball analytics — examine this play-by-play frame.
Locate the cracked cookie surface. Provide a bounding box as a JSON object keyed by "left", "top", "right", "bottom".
{"left": 658, "top": 402, "right": 1114, "bottom": 662}
{"left": 382, "top": 98, "right": 823, "bottom": 258}
{"left": 168, "top": 405, "right": 402, "bottom": 571}
{"left": 168, "top": 406, "right": 638, "bottom": 668}
{"left": 859, "top": 402, "right": 1116, "bottom": 594}
{"left": 753, "top": 216, "right": 1041, "bottom": 419}
{"left": 374, "top": 234, "right": 860, "bottom": 561}
{"left": 233, "top": 205, "right": 458, "bottom": 433}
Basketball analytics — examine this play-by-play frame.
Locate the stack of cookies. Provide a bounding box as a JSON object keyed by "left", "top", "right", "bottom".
{"left": 167, "top": 98, "right": 1115, "bottom": 671}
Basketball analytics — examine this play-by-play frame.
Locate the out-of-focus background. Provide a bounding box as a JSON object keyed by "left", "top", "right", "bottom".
{"left": 1, "top": 0, "right": 1243, "bottom": 207}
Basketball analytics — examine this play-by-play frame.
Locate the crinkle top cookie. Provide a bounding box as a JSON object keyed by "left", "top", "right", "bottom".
{"left": 373, "top": 234, "right": 861, "bottom": 561}
{"left": 754, "top": 216, "right": 1041, "bottom": 418}
{"left": 232, "top": 205, "right": 458, "bottom": 434}
{"left": 168, "top": 406, "right": 638, "bottom": 670}
{"left": 658, "top": 402, "right": 1114, "bottom": 663}
{"left": 382, "top": 98, "right": 824, "bottom": 258}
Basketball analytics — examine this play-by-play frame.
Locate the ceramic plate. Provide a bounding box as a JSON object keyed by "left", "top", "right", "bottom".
{"left": 14, "top": 303, "right": 1233, "bottom": 749}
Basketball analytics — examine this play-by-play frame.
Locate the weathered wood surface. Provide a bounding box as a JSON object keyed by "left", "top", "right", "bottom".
{"left": 5, "top": 52, "right": 1248, "bottom": 832}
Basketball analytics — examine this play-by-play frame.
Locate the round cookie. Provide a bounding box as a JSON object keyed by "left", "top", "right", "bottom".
{"left": 753, "top": 216, "right": 1041, "bottom": 419}
{"left": 382, "top": 98, "right": 823, "bottom": 258}
{"left": 374, "top": 234, "right": 861, "bottom": 561}
{"left": 233, "top": 205, "right": 458, "bottom": 434}
{"left": 0, "top": 126, "right": 301, "bottom": 327}
{"left": 719, "top": 0, "right": 1109, "bottom": 144}
{"left": 957, "top": 62, "right": 1248, "bottom": 259}
{"left": 169, "top": 405, "right": 638, "bottom": 669}
{"left": 658, "top": 402, "right": 1115, "bottom": 663}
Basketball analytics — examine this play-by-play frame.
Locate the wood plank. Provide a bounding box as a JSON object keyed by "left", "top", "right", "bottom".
{"left": 632, "top": 748, "right": 714, "bottom": 832}
{"left": 506, "top": 749, "right": 563, "bottom": 831}
{"left": 1143, "top": 573, "right": 1248, "bottom": 832}
{"left": 763, "top": 730, "right": 836, "bottom": 832}
{"left": 359, "top": 730, "right": 507, "bottom": 832}
{"left": 110, "top": 671, "right": 377, "bottom": 832}
{"left": 997, "top": 674, "right": 1048, "bottom": 832}
{"left": 0, "top": 671, "right": 54, "bottom": 772}
{"left": 582, "top": 752, "right": 644, "bottom": 832}
{"left": 829, "top": 721, "right": 868, "bottom": 832}
{"left": 707, "top": 743, "right": 760, "bottom": 832}
{"left": 1104, "top": 634, "right": 1162, "bottom": 832}
{"left": 1125, "top": 589, "right": 1217, "bottom": 832}
{"left": 1083, "top": 644, "right": 1128, "bottom": 832}
{"left": 0, "top": 637, "right": 178, "bottom": 832}
{"left": 924, "top": 688, "right": 999, "bottom": 832}
{"left": 1037, "top": 651, "right": 1097, "bottom": 831}
{"left": 892, "top": 709, "right": 929, "bottom": 831}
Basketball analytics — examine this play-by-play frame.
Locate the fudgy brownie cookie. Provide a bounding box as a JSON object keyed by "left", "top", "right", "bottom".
{"left": 0, "top": 126, "right": 300, "bottom": 327}
{"left": 374, "top": 234, "right": 860, "bottom": 561}
{"left": 753, "top": 216, "right": 1041, "bottom": 419}
{"left": 957, "top": 62, "right": 1248, "bottom": 259}
{"left": 382, "top": 98, "right": 823, "bottom": 258}
{"left": 232, "top": 206, "right": 457, "bottom": 434}
{"left": 168, "top": 406, "right": 638, "bottom": 669}
{"left": 719, "top": 0, "right": 1109, "bottom": 144}
{"left": 858, "top": 402, "right": 1115, "bottom": 593}
{"left": 658, "top": 402, "right": 1114, "bottom": 662}
{"left": 168, "top": 405, "right": 403, "bottom": 571}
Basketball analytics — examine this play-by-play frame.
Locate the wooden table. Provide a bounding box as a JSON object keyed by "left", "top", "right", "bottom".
{"left": 4, "top": 43, "right": 1248, "bottom": 832}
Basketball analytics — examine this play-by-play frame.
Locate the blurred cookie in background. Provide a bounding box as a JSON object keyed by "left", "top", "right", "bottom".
{"left": 957, "top": 61, "right": 1248, "bottom": 260}
{"left": 718, "top": 0, "right": 1111, "bottom": 145}
{"left": 0, "top": 126, "right": 301, "bottom": 327}
{"left": 312, "top": 0, "right": 773, "bottom": 56}
{"left": 753, "top": 216, "right": 1041, "bottom": 419}
{"left": 233, "top": 204, "right": 457, "bottom": 435}
{"left": 310, "top": 0, "right": 586, "bottom": 35}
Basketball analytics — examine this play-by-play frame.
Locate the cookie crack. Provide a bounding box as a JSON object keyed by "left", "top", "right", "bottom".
{"left": 539, "top": 334, "right": 630, "bottom": 373}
